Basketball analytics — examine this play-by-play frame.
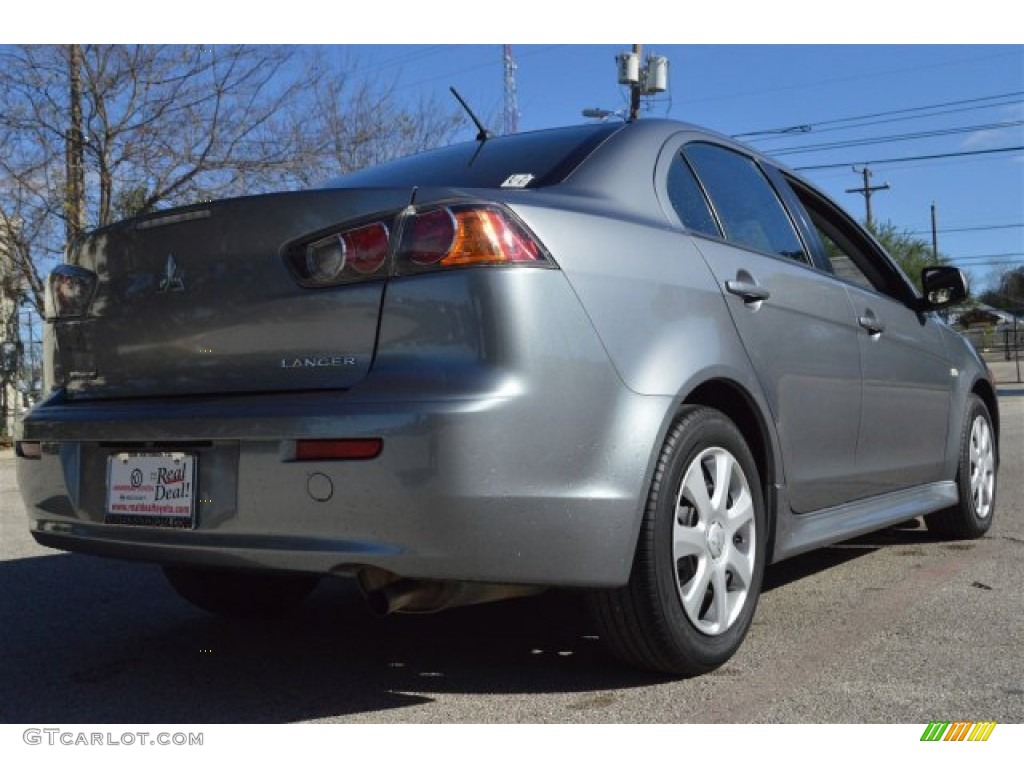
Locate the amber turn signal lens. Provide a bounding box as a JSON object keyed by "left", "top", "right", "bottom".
{"left": 441, "top": 208, "right": 541, "bottom": 266}
{"left": 396, "top": 204, "right": 547, "bottom": 274}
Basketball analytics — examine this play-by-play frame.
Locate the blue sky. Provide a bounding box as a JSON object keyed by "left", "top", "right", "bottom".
{"left": 350, "top": 44, "right": 1023, "bottom": 292}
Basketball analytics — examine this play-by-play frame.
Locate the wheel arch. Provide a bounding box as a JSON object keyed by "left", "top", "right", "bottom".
{"left": 590, "top": 375, "right": 779, "bottom": 674}
{"left": 682, "top": 376, "right": 782, "bottom": 561}
{"left": 971, "top": 377, "right": 999, "bottom": 457}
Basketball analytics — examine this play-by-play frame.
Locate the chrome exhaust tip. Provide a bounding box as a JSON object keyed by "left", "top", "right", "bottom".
{"left": 360, "top": 571, "right": 546, "bottom": 617}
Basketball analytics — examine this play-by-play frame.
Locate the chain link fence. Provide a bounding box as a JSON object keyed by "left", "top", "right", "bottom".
{"left": 959, "top": 324, "right": 1024, "bottom": 384}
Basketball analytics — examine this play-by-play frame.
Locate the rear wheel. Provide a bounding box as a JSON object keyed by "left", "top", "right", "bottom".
{"left": 926, "top": 394, "right": 997, "bottom": 539}
{"left": 163, "top": 566, "right": 320, "bottom": 618}
{"left": 589, "top": 406, "right": 766, "bottom": 676}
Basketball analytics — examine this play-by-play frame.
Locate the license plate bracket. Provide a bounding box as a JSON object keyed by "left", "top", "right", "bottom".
{"left": 105, "top": 452, "right": 197, "bottom": 528}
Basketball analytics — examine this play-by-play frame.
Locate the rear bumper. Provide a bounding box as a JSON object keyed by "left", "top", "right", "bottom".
{"left": 19, "top": 387, "right": 668, "bottom": 587}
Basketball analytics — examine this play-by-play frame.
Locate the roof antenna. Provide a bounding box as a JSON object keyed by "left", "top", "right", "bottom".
{"left": 450, "top": 86, "right": 491, "bottom": 142}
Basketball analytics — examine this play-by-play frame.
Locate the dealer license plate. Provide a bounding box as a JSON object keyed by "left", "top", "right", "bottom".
{"left": 106, "top": 452, "right": 196, "bottom": 528}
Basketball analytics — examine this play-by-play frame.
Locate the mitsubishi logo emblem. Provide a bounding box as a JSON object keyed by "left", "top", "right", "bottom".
{"left": 158, "top": 255, "right": 185, "bottom": 292}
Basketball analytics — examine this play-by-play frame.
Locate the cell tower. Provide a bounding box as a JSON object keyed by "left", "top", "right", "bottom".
{"left": 503, "top": 45, "right": 519, "bottom": 135}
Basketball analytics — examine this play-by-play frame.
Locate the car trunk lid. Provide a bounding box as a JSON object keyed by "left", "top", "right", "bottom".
{"left": 53, "top": 188, "right": 411, "bottom": 400}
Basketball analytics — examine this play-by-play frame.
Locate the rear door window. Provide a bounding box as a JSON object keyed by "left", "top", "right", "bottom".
{"left": 683, "top": 143, "right": 807, "bottom": 263}
{"left": 666, "top": 154, "right": 721, "bottom": 238}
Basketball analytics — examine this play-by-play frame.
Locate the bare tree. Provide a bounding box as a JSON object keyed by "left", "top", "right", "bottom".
{"left": 276, "top": 49, "right": 466, "bottom": 187}
{"left": 1, "top": 201, "right": 48, "bottom": 314}
{"left": 0, "top": 44, "right": 466, "bottom": 313}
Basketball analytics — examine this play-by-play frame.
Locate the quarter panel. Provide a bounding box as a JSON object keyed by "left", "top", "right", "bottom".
{"left": 510, "top": 202, "right": 787, "bottom": 541}
{"left": 512, "top": 205, "right": 751, "bottom": 398}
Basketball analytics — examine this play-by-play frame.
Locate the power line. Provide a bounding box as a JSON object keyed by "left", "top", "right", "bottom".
{"left": 371, "top": 45, "right": 449, "bottom": 72}
{"left": 865, "top": 151, "right": 1024, "bottom": 175}
{"left": 685, "top": 49, "right": 1022, "bottom": 107}
{"left": 794, "top": 145, "right": 1024, "bottom": 171}
{"left": 747, "top": 100, "right": 1024, "bottom": 145}
{"left": 770, "top": 120, "right": 1024, "bottom": 156}
{"left": 907, "top": 223, "right": 1024, "bottom": 235}
{"left": 734, "top": 90, "right": 1024, "bottom": 139}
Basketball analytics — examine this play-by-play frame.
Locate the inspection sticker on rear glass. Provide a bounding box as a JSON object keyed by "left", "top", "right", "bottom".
{"left": 501, "top": 173, "right": 534, "bottom": 188}
{"left": 106, "top": 452, "right": 196, "bottom": 526}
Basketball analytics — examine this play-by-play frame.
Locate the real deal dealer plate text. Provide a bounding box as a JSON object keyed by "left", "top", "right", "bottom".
{"left": 106, "top": 452, "right": 196, "bottom": 527}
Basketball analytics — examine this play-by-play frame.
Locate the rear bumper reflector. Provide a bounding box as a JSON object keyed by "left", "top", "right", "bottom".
{"left": 294, "top": 438, "right": 383, "bottom": 461}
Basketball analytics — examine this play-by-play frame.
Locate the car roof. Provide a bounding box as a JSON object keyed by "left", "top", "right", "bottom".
{"left": 339, "top": 117, "right": 799, "bottom": 179}
{"left": 323, "top": 118, "right": 819, "bottom": 221}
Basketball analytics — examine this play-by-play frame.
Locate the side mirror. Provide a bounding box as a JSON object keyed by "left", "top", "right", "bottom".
{"left": 921, "top": 266, "right": 969, "bottom": 309}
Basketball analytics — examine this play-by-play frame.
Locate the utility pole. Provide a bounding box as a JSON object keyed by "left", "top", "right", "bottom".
{"left": 65, "top": 43, "right": 86, "bottom": 244}
{"left": 930, "top": 202, "right": 939, "bottom": 261}
{"left": 603, "top": 46, "right": 668, "bottom": 122}
{"left": 845, "top": 165, "right": 889, "bottom": 228}
{"left": 628, "top": 44, "right": 642, "bottom": 120}
{"left": 22, "top": 309, "right": 38, "bottom": 406}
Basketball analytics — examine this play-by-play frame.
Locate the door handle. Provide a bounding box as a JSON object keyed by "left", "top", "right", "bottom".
{"left": 858, "top": 315, "right": 885, "bottom": 336}
{"left": 725, "top": 280, "right": 771, "bottom": 304}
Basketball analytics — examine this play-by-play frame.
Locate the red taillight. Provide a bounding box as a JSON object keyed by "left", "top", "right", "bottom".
{"left": 396, "top": 204, "right": 548, "bottom": 274}
{"left": 343, "top": 222, "right": 390, "bottom": 275}
{"left": 406, "top": 208, "right": 457, "bottom": 266}
{"left": 285, "top": 204, "right": 550, "bottom": 288}
{"left": 288, "top": 222, "right": 391, "bottom": 287}
{"left": 294, "top": 438, "right": 383, "bottom": 461}
{"left": 46, "top": 265, "right": 97, "bottom": 319}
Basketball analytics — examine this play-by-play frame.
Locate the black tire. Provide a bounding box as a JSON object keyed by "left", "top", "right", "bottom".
{"left": 926, "top": 394, "right": 997, "bottom": 539}
{"left": 589, "top": 406, "right": 766, "bottom": 676}
{"left": 163, "top": 566, "right": 320, "bottom": 618}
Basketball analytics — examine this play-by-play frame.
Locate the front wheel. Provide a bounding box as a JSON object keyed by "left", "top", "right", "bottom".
{"left": 163, "top": 566, "right": 320, "bottom": 618}
{"left": 589, "top": 406, "right": 766, "bottom": 676}
{"left": 926, "top": 394, "right": 997, "bottom": 539}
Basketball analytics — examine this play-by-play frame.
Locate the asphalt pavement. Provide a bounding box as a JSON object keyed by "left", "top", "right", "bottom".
{"left": 0, "top": 375, "right": 1021, "bottom": 723}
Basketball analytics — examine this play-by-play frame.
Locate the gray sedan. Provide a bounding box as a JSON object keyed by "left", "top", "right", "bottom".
{"left": 17, "top": 118, "right": 998, "bottom": 676}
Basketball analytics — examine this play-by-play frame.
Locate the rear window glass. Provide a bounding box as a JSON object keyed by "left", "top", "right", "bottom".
{"left": 324, "top": 123, "right": 622, "bottom": 190}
